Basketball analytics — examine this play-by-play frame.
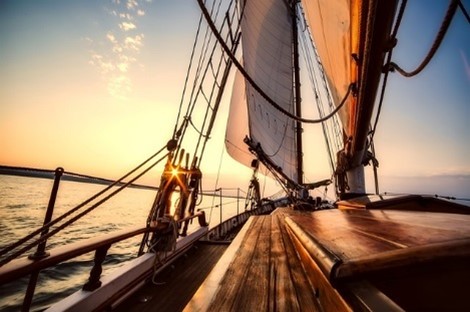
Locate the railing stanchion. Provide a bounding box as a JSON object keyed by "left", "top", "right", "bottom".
{"left": 23, "top": 167, "right": 63, "bottom": 311}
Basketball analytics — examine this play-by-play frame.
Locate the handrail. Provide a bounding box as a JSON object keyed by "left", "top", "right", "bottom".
{"left": 0, "top": 212, "right": 207, "bottom": 285}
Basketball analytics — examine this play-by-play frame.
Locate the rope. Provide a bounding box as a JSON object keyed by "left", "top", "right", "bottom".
{"left": 150, "top": 217, "right": 178, "bottom": 285}
{"left": 387, "top": 0, "right": 459, "bottom": 77}
{"left": 297, "top": 4, "right": 342, "bottom": 174}
{"left": 0, "top": 152, "right": 169, "bottom": 266}
{"left": 459, "top": 0, "right": 470, "bottom": 23}
{"left": 173, "top": 12, "right": 205, "bottom": 139}
{"left": 187, "top": 116, "right": 210, "bottom": 139}
{"left": 370, "top": 0, "right": 408, "bottom": 141}
{"left": 196, "top": 0, "right": 354, "bottom": 125}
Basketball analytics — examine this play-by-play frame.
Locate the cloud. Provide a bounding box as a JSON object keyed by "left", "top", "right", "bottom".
{"left": 106, "top": 33, "right": 117, "bottom": 43}
{"left": 90, "top": 53, "right": 115, "bottom": 74}
{"left": 119, "top": 22, "right": 136, "bottom": 31}
{"left": 127, "top": 0, "right": 138, "bottom": 10}
{"left": 108, "top": 75, "right": 132, "bottom": 100}
{"left": 119, "top": 13, "right": 133, "bottom": 20}
{"left": 460, "top": 50, "right": 470, "bottom": 83}
{"left": 124, "top": 35, "right": 143, "bottom": 51}
{"left": 88, "top": 0, "right": 147, "bottom": 99}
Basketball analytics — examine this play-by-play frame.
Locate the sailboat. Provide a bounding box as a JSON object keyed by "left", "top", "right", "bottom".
{"left": 1, "top": 0, "right": 469, "bottom": 311}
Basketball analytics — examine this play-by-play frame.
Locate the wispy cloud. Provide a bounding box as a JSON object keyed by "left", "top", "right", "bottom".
{"left": 124, "top": 35, "right": 143, "bottom": 51}
{"left": 119, "top": 22, "right": 136, "bottom": 31}
{"left": 460, "top": 50, "right": 470, "bottom": 83}
{"left": 87, "top": 0, "right": 148, "bottom": 100}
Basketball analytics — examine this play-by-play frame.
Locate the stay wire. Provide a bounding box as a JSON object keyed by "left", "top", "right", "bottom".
{"left": 178, "top": 0, "right": 223, "bottom": 152}
{"left": 173, "top": 13, "right": 205, "bottom": 139}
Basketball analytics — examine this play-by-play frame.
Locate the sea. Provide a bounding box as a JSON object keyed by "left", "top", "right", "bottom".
{"left": 0, "top": 174, "right": 242, "bottom": 312}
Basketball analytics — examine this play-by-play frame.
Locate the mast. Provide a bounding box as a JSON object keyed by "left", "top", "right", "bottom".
{"left": 292, "top": 0, "right": 303, "bottom": 186}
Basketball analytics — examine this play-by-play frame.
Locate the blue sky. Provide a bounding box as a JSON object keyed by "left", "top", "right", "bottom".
{"left": 0, "top": 0, "right": 469, "bottom": 198}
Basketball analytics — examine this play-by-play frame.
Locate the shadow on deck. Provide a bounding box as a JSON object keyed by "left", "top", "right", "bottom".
{"left": 114, "top": 243, "right": 227, "bottom": 312}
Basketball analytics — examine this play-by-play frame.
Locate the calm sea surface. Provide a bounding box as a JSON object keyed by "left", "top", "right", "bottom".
{"left": 0, "top": 175, "right": 241, "bottom": 311}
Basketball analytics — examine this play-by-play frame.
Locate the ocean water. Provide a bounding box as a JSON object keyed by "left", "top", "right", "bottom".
{"left": 0, "top": 175, "right": 241, "bottom": 311}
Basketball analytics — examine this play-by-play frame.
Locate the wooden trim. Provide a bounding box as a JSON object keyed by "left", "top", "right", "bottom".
{"left": 47, "top": 227, "right": 209, "bottom": 312}
{"left": 284, "top": 216, "right": 341, "bottom": 279}
{"left": 0, "top": 212, "right": 207, "bottom": 284}
{"left": 335, "top": 238, "right": 470, "bottom": 280}
{"left": 0, "top": 226, "right": 147, "bottom": 284}
{"left": 285, "top": 223, "right": 352, "bottom": 311}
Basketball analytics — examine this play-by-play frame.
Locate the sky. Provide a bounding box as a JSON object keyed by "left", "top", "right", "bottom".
{"left": 0, "top": 0, "right": 469, "bottom": 198}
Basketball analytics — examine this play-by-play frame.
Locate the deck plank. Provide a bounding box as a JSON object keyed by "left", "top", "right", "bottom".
{"left": 194, "top": 211, "right": 321, "bottom": 311}
{"left": 206, "top": 216, "right": 266, "bottom": 310}
{"left": 230, "top": 215, "right": 271, "bottom": 310}
{"left": 275, "top": 212, "right": 320, "bottom": 311}
{"left": 269, "top": 213, "right": 298, "bottom": 311}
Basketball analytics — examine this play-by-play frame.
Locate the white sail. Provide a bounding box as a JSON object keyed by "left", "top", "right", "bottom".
{"left": 226, "top": 0, "right": 298, "bottom": 182}
{"left": 225, "top": 71, "right": 253, "bottom": 168}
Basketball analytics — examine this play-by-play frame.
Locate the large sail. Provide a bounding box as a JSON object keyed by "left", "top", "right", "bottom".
{"left": 301, "top": 0, "right": 397, "bottom": 158}
{"left": 225, "top": 71, "right": 253, "bottom": 168}
{"left": 226, "top": 0, "right": 298, "bottom": 183}
{"left": 300, "top": 0, "right": 357, "bottom": 140}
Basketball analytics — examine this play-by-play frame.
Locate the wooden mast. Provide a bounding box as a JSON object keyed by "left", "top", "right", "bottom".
{"left": 292, "top": 0, "right": 303, "bottom": 186}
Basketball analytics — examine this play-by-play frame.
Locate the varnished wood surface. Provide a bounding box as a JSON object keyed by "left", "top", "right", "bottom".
{"left": 188, "top": 214, "right": 321, "bottom": 311}
{"left": 281, "top": 203, "right": 470, "bottom": 310}
{"left": 114, "top": 242, "right": 227, "bottom": 312}
{"left": 285, "top": 208, "right": 470, "bottom": 266}
{"left": 121, "top": 196, "right": 470, "bottom": 311}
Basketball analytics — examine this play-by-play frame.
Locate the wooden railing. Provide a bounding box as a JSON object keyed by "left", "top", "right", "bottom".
{"left": 0, "top": 211, "right": 207, "bottom": 311}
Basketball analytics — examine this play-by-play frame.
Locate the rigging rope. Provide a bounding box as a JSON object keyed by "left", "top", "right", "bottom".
{"left": 173, "top": 13, "right": 205, "bottom": 139}
{"left": 177, "top": 0, "right": 239, "bottom": 168}
{"left": 386, "top": 0, "right": 459, "bottom": 77}
{"left": 370, "top": 0, "right": 408, "bottom": 141}
{"left": 297, "top": 3, "right": 343, "bottom": 174}
{"left": 458, "top": 0, "right": 470, "bottom": 23}
{"left": 196, "top": 0, "right": 354, "bottom": 125}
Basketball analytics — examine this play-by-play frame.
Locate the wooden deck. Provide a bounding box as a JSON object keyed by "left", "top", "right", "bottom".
{"left": 115, "top": 242, "right": 227, "bottom": 312}
{"left": 186, "top": 198, "right": 470, "bottom": 311}
{"left": 186, "top": 213, "right": 322, "bottom": 311}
